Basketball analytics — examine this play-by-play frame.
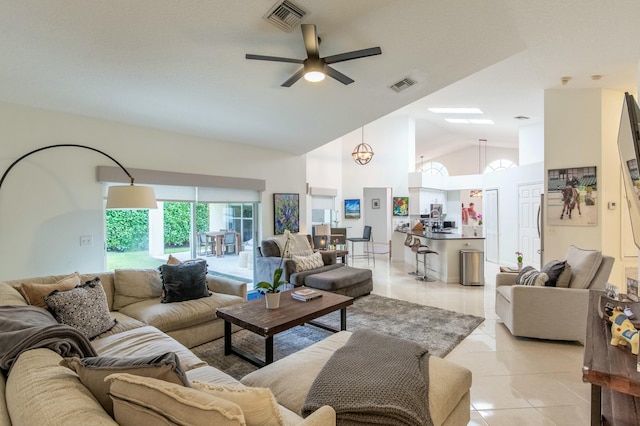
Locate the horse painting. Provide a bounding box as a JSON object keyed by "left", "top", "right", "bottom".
{"left": 560, "top": 186, "right": 581, "bottom": 219}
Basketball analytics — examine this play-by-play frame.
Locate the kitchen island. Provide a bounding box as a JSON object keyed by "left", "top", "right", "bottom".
{"left": 393, "top": 229, "right": 485, "bottom": 284}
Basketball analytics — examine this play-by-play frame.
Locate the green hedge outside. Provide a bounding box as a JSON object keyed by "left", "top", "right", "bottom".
{"left": 106, "top": 202, "right": 210, "bottom": 252}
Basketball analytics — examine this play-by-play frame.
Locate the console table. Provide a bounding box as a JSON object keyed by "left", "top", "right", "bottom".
{"left": 583, "top": 290, "right": 640, "bottom": 425}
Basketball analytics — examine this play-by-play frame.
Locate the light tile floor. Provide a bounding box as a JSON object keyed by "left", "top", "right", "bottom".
{"left": 351, "top": 254, "right": 591, "bottom": 426}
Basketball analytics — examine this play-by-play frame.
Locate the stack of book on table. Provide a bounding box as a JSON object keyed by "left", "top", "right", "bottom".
{"left": 291, "top": 288, "right": 322, "bottom": 302}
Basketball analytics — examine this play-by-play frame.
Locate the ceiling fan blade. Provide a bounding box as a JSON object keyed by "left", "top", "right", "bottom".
{"left": 281, "top": 68, "right": 305, "bottom": 87}
{"left": 324, "top": 47, "right": 382, "bottom": 64}
{"left": 325, "top": 66, "right": 355, "bottom": 85}
{"left": 301, "top": 24, "right": 320, "bottom": 58}
{"left": 246, "top": 54, "right": 303, "bottom": 64}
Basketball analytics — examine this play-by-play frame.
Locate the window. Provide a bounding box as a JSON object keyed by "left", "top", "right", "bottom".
{"left": 419, "top": 161, "right": 449, "bottom": 176}
{"left": 484, "top": 159, "right": 516, "bottom": 173}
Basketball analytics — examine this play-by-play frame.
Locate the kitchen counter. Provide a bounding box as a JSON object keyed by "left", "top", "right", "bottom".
{"left": 393, "top": 229, "right": 485, "bottom": 283}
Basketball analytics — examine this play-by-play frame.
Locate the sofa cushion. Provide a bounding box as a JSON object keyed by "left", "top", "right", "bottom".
{"left": 541, "top": 260, "right": 567, "bottom": 287}
{"left": 61, "top": 352, "right": 190, "bottom": 417}
{"left": 261, "top": 239, "right": 281, "bottom": 257}
{"left": 19, "top": 272, "right": 81, "bottom": 308}
{"left": 289, "top": 264, "right": 344, "bottom": 286}
{"left": 6, "top": 349, "right": 118, "bottom": 425}
{"left": 113, "top": 269, "right": 163, "bottom": 310}
{"left": 293, "top": 252, "right": 324, "bottom": 272}
{"left": 119, "top": 292, "right": 242, "bottom": 333}
{"left": 159, "top": 260, "right": 211, "bottom": 303}
{"left": 556, "top": 263, "right": 572, "bottom": 288}
{"left": 106, "top": 373, "right": 245, "bottom": 426}
{"left": 91, "top": 326, "right": 207, "bottom": 371}
{"left": 45, "top": 277, "right": 117, "bottom": 339}
{"left": 191, "top": 381, "right": 284, "bottom": 426}
{"left": 0, "top": 282, "right": 28, "bottom": 306}
{"left": 564, "top": 245, "right": 602, "bottom": 289}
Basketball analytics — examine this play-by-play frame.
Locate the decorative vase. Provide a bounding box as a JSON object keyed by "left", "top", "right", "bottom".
{"left": 518, "top": 262, "right": 523, "bottom": 271}
{"left": 265, "top": 292, "right": 281, "bottom": 309}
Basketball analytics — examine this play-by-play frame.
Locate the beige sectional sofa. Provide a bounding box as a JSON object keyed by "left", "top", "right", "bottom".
{"left": 0, "top": 270, "right": 472, "bottom": 426}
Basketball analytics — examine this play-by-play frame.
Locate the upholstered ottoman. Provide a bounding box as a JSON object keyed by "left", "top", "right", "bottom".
{"left": 304, "top": 266, "right": 372, "bottom": 298}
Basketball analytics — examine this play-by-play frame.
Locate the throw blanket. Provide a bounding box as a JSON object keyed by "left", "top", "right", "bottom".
{"left": 302, "top": 329, "right": 433, "bottom": 426}
{"left": 0, "top": 305, "right": 97, "bottom": 374}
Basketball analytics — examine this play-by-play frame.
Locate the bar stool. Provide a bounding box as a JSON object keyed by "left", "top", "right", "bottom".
{"left": 410, "top": 238, "right": 438, "bottom": 282}
{"left": 404, "top": 233, "right": 418, "bottom": 275}
{"left": 347, "top": 225, "right": 375, "bottom": 266}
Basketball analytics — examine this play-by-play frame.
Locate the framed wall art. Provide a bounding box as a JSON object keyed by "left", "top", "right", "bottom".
{"left": 372, "top": 198, "right": 380, "bottom": 209}
{"left": 344, "top": 199, "right": 361, "bottom": 219}
{"left": 393, "top": 197, "right": 409, "bottom": 216}
{"left": 547, "top": 166, "right": 597, "bottom": 226}
{"left": 273, "top": 193, "right": 299, "bottom": 234}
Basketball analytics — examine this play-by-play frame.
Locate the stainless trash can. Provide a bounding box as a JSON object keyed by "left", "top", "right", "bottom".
{"left": 460, "top": 249, "right": 484, "bottom": 286}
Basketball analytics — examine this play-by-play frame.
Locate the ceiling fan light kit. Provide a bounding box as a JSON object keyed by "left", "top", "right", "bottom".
{"left": 246, "top": 24, "right": 381, "bottom": 87}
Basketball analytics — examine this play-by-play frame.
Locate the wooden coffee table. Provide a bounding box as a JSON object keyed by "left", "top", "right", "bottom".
{"left": 215, "top": 289, "right": 354, "bottom": 367}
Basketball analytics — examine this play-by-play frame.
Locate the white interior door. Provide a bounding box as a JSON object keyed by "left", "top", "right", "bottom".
{"left": 519, "top": 183, "right": 543, "bottom": 269}
{"left": 485, "top": 189, "right": 498, "bottom": 263}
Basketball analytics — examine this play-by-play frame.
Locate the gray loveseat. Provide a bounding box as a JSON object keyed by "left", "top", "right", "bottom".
{"left": 256, "top": 236, "right": 343, "bottom": 286}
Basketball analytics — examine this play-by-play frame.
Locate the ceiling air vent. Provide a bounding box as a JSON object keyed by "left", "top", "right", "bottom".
{"left": 390, "top": 77, "right": 417, "bottom": 93}
{"left": 263, "top": 0, "right": 307, "bottom": 32}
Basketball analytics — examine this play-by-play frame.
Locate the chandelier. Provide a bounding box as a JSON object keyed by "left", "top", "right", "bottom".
{"left": 352, "top": 127, "right": 374, "bottom": 165}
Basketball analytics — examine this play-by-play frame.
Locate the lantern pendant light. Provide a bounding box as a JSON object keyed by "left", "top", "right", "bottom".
{"left": 352, "top": 126, "right": 374, "bottom": 165}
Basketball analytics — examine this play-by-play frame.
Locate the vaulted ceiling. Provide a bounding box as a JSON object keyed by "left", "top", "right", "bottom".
{"left": 1, "top": 1, "right": 639, "bottom": 158}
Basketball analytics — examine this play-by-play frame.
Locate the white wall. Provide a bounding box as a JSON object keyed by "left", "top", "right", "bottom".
{"left": 0, "top": 102, "right": 307, "bottom": 280}
{"left": 519, "top": 122, "right": 544, "bottom": 165}
{"left": 430, "top": 146, "right": 519, "bottom": 176}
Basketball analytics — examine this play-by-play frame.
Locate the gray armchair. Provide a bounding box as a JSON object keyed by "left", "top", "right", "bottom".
{"left": 255, "top": 235, "right": 341, "bottom": 286}
{"left": 495, "top": 245, "right": 614, "bottom": 344}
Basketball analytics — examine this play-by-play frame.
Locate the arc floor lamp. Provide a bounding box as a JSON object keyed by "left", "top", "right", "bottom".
{"left": 0, "top": 144, "right": 157, "bottom": 209}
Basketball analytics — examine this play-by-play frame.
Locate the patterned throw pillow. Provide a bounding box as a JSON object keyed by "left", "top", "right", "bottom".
{"left": 292, "top": 252, "right": 325, "bottom": 272}
{"left": 515, "top": 266, "right": 549, "bottom": 286}
{"left": 159, "top": 259, "right": 211, "bottom": 303}
{"left": 45, "top": 277, "right": 117, "bottom": 339}
{"left": 541, "top": 260, "right": 567, "bottom": 287}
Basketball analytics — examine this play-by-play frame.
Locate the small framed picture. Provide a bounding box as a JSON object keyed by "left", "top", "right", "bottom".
{"left": 627, "top": 277, "right": 638, "bottom": 302}
{"left": 372, "top": 199, "right": 380, "bottom": 209}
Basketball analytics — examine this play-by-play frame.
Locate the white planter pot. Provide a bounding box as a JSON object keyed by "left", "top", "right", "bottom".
{"left": 265, "top": 292, "right": 281, "bottom": 309}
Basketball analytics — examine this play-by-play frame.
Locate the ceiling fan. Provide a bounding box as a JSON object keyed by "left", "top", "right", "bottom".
{"left": 246, "top": 24, "right": 382, "bottom": 87}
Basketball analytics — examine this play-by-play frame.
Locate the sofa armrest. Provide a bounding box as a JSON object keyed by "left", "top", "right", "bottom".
{"left": 496, "top": 272, "right": 518, "bottom": 287}
{"left": 206, "top": 275, "right": 247, "bottom": 300}
{"left": 298, "top": 406, "right": 336, "bottom": 425}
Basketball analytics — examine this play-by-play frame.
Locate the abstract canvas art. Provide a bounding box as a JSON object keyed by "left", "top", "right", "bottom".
{"left": 393, "top": 197, "right": 409, "bottom": 216}
{"left": 273, "top": 193, "right": 299, "bottom": 234}
{"left": 344, "top": 199, "right": 361, "bottom": 219}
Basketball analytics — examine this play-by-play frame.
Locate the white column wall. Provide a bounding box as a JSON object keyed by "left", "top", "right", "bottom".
{"left": 519, "top": 122, "right": 544, "bottom": 165}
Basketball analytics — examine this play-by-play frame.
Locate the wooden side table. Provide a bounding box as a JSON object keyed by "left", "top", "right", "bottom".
{"left": 583, "top": 290, "right": 640, "bottom": 425}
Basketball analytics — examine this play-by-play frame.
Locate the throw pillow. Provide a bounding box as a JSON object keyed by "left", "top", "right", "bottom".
{"left": 515, "top": 266, "right": 549, "bottom": 286}
{"left": 61, "top": 352, "right": 190, "bottom": 418}
{"left": 292, "top": 252, "right": 324, "bottom": 272}
{"left": 45, "top": 277, "right": 117, "bottom": 339}
{"left": 112, "top": 269, "right": 163, "bottom": 310}
{"left": 105, "top": 373, "right": 245, "bottom": 426}
{"left": 159, "top": 260, "right": 210, "bottom": 303}
{"left": 556, "top": 262, "right": 572, "bottom": 288}
{"left": 289, "top": 249, "right": 314, "bottom": 258}
{"left": 541, "top": 260, "right": 567, "bottom": 287}
{"left": 19, "top": 272, "right": 81, "bottom": 308}
{"left": 564, "top": 245, "right": 602, "bottom": 289}
{"left": 191, "top": 381, "right": 284, "bottom": 426}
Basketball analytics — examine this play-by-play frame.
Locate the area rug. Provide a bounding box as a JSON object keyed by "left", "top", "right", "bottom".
{"left": 192, "top": 293, "right": 484, "bottom": 380}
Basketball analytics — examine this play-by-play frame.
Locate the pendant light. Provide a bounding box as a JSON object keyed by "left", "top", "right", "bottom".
{"left": 352, "top": 126, "right": 374, "bottom": 165}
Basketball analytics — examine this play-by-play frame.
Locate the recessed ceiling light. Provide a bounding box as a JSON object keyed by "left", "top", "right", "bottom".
{"left": 429, "top": 107, "right": 483, "bottom": 114}
{"left": 445, "top": 118, "right": 494, "bottom": 124}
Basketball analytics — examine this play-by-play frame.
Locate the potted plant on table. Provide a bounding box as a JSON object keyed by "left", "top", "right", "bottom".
{"left": 256, "top": 230, "right": 293, "bottom": 309}
{"left": 515, "top": 251, "right": 523, "bottom": 270}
